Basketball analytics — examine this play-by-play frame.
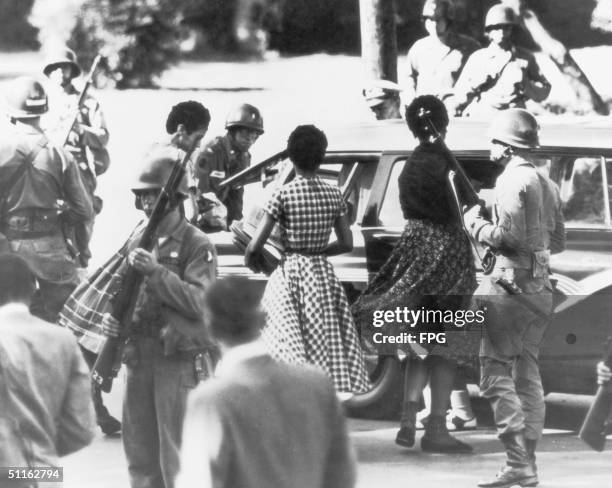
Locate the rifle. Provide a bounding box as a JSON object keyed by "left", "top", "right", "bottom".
{"left": 417, "top": 109, "right": 496, "bottom": 274}
{"left": 579, "top": 338, "right": 612, "bottom": 451}
{"left": 63, "top": 54, "right": 103, "bottom": 146}
{"left": 92, "top": 146, "right": 196, "bottom": 393}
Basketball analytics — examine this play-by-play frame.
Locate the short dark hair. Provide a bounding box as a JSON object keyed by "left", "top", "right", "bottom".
{"left": 405, "top": 95, "right": 449, "bottom": 141}
{"left": 0, "top": 254, "right": 36, "bottom": 306}
{"left": 165, "top": 101, "right": 211, "bottom": 134}
{"left": 204, "top": 277, "right": 264, "bottom": 344}
{"left": 286, "top": 125, "right": 328, "bottom": 172}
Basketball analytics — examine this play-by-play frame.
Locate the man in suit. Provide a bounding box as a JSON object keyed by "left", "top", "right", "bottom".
{"left": 176, "top": 276, "right": 357, "bottom": 488}
{"left": 0, "top": 254, "right": 95, "bottom": 487}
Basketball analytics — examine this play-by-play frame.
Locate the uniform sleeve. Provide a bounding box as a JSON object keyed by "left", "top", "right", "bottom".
{"left": 56, "top": 339, "right": 96, "bottom": 457}
{"left": 80, "top": 96, "right": 109, "bottom": 150}
{"left": 549, "top": 185, "right": 566, "bottom": 254}
{"left": 197, "top": 143, "right": 224, "bottom": 195}
{"left": 403, "top": 45, "right": 419, "bottom": 103}
{"left": 176, "top": 389, "right": 228, "bottom": 488}
{"left": 451, "top": 51, "right": 482, "bottom": 109}
{"left": 470, "top": 176, "right": 526, "bottom": 251}
{"left": 322, "top": 379, "right": 357, "bottom": 488}
{"left": 147, "top": 233, "right": 217, "bottom": 320}
{"left": 60, "top": 148, "right": 94, "bottom": 222}
{"left": 264, "top": 188, "right": 284, "bottom": 221}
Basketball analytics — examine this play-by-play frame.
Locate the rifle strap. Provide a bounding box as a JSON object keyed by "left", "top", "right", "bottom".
{"left": 0, "top": 136, "right": 48, "bottom": 221}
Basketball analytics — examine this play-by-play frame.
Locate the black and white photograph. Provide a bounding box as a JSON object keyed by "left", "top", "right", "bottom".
{"left": 1, "top": 1, "right": 612, "bottom": 487}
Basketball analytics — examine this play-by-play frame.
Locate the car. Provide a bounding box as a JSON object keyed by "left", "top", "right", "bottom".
{"left": 212, "top": 117, "right": 612, "bottom": 419}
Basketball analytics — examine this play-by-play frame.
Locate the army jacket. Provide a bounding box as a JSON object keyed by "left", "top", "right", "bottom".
{"left": 452, "top": 44, "right": 551, "bottom": 116}
{"left": 0, "top": 125, "right": 92, "bottom": 224}
{"left": 467, "top": 155, "right": 565, "bottom": 273}
{"left": 130, "top": 218, "right": 217, "bottom": 355}
{"left": 404, "top": 32, "right": 480, "bottom": 102}
{"left": 197, "top": 134, "right": 250, "bottom": 225}
{"left": 44, "top": 83, "right": 110, "bottom": 177}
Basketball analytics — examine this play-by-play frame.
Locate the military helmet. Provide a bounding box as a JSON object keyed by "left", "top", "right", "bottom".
{"left": 43, "top": 47, "right": 82, "bottom": 79}
{"left": 2, "top": 76, "right": 48, "bottom": 119}
{"left": 422, "top": 0, "right": 456, "bottom": 21}
{"left": 131, "top": 147, "right": 189, "bottom": 198}
{"left": 487, "top": 108, "right": 540, "bottom": 149}
{"left": 362, "top": 79, "right": 402, "bottom": 108}
{"left": 225, "top": 103, "right": 264, "bottom": 134}
{"left": 485, "top": 4, "right": 518, "bottom": 31}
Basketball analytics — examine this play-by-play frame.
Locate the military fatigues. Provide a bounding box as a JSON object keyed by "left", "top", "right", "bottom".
{"left": 44, "top": 83, "right": 109, "bottom": 266}
{"left": 452, "top": 45, "right": 551, "bottom": 117}
{"left": 121, "top": 218, "right": 216, "bottom": 488}
{"left": 404, "top": 32, "right": 480, "bottom": 102}
{"left": 0, "top": 125, "right": 93, "bottom": 322}
{"left": 467, "top": 155, "right": 565, "bottom": 441}
{"left": 196, "top": 134, "right": 250, "bottom": 226}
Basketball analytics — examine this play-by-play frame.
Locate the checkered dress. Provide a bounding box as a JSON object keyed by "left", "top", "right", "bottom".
{"left": 261, "top": 175, "right": 370, "bottom": 393}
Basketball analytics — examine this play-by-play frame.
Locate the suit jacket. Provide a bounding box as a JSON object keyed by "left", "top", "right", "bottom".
{"left": 0, "top": 304, "right": 96, "bottom": 474}
{"left": 177, "top": 353, "right": 356, "bottom": 488}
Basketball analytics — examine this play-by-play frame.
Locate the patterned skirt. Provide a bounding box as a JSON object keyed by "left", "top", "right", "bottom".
{"left": 352, "top": 218, "right": 479, "bottom": 365}
{"left": 262, "top": 253, "right": 371, "bottom": 393}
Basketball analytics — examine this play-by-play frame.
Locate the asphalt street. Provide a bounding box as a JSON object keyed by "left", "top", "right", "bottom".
{"left": 62, "top": 416, "right": 612, "bottom": 488}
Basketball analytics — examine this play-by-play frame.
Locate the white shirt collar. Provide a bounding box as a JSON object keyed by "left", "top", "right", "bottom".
{"left": 214, "top": 338, "right": 269, "bottom": 377}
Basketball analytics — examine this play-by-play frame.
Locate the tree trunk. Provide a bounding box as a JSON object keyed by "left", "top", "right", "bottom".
{"left": 359, "top": 0, "right": 398, "bottom": 82}
{"left": 512, "top": 0, "right": 609, "bottom": 115}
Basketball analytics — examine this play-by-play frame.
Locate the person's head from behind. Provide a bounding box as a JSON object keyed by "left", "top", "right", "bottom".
{"left": 165, "top": 101, "right": 211, "bottom": 152}
{"left": 0, "top": 254, "right": 36, "bottom": 307}
{"left": 405, "top": 94, "right": 449, "bottom": 143}
{"left": 204, "top": 277, "right": 265, "bottom": 349}
{"left": 287, "top": 124, "right": 328, "bottom": 174}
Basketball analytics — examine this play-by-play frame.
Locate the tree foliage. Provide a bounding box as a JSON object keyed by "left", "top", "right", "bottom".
{"left": 70, "top": 0, "right": 187, "bottom": 88}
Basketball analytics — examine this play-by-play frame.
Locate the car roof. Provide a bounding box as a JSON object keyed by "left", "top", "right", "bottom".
{"left": 324, "top": 118, "right": 612, "bottom": 154}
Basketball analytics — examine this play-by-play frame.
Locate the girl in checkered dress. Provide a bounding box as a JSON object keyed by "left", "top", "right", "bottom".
{"left": 245, "top": 125, "right": 370, "bottom": 393}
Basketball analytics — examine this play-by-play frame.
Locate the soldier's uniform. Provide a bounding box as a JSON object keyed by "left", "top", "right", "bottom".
{"left": 405, "top": 32, "right": 480, "bottom": 101}
{"left": 0, "top": 77, "right": 93, "bottom": 323}
{"left": 120, "top": 149, "right": 217, "bottom": 488}
{"left": 451, "top": 5, "right": 551, "bottom": 117}
{"left": 196, "top": 103, "right": 263, "bottom": 228}
{"left": 43, "top": 48, "right": 110, "bottom": 267}
{"left": 403, "top": 0, "right": 480, "bottom": 105}
{"left": 466, "top": 109, "right": 565, "bottom": 488}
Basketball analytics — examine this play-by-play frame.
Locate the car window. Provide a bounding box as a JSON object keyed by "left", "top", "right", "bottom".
{"left": 557, "top": 157, "right": 610, "bottom": 227}
{"left": 378, "top": 158, "right": 405, "bottom": 228}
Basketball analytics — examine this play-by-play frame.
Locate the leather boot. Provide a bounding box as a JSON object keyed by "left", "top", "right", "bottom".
{"left": 478, "top": 431, "right": 537, "bottom": 488}
{"left": 421, "top": 415, "right": 473, "bottom": 453}
{"left": 396, "top": 401, "right": 418, "bottom": 447}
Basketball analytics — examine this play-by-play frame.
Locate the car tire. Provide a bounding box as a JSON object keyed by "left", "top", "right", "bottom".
{"left": 344, "top": 356, "right": 403, "bottom": 420}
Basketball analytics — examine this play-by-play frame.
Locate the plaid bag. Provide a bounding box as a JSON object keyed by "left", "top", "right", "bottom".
{"left": 58, "top": 232, "right": 135, "bottom": 354}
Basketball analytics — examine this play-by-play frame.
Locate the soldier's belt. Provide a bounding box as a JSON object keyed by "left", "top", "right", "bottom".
{"left": 4, "top": 211, "right": 61, "bottom": 237}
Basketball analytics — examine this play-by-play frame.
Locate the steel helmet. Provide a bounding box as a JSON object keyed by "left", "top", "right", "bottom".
{"left": 43, "top": 47, "right": 82, "bottom": 78}
{"left": 131, "top": 147, "right": 189, "bottom": 198}
{"left": 422, "top": 0, "right": 455, "bottom": 21}
{"left": 485, "top": 4, "right": 518, "bottom": 31}
{"left": 487, "top": 108, "right": 540, "bottom": 149}
{"left": 225, "top": 103, "right": 264, "bottom": 134}
{"left": 2, "top": 76, "right": 48, "bottom": 119}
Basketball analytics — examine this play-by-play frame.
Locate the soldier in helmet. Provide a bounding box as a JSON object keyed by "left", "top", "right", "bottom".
{"left": 100, "top": 146, "right": 217, "bottom": 488}
{"left": 465, "top": 109, "right": 565, "bottom": 487}
{"left": 42, "top": 46, "right": 110, "bottom": 267}
{"left": 196, "top": 103, "right": 264, "bottom": 229}
{"left": 362, "top": 79, "right": 402, "bottom": 120}
{"left": 403, "top": 0, "right": 480, "bottom": 106}
{"left": 0, "top": 76, "right": 93, "bottom": 322}
{"left": 451, "top": 4, "right": 551, "bottom": 117}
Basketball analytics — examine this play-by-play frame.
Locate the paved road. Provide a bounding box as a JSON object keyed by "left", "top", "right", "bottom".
{"left": 62, "top": 415, "right": 611, "bottom": 488}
